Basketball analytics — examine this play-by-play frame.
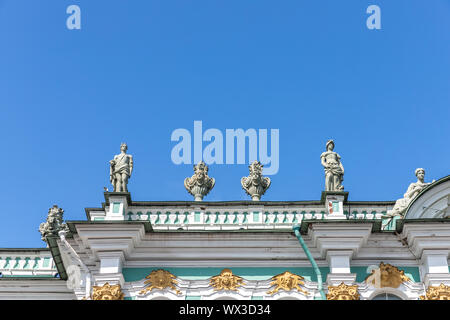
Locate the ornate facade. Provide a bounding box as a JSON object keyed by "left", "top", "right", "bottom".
{"left": 0, "top": 145, "right": 449, "bottom": 300}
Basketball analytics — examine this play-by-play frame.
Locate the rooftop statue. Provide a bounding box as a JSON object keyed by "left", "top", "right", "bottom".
{"left": 109, "top": 143, "right": 133, "bottom": 193}
{"left": 241, "top": 160, "right": 271, "bottom": 201}
{"left": 321, "top": 140, "right": 344, "bottom": 191}
{"left": 39, "top": 205, "right": 69, "bottom": 241}
{"left": 184, "top": 161, "right": 215, "bottom": 201}
{"left": 388, "top": 168, "right": 432, "bottom": 217}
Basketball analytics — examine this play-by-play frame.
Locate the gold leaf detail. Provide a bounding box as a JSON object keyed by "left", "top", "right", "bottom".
{"left": 92, "top": 283, "right": 124, "bottom": 300}
{"left": 365, "top": 262, "right": 411, "bottom": 288}
{"left": 267, "top": 271, "right": 309, "bottom": 295}
{"left": 139, "top": 269, "right": 181, "bottom": 295}
{"left": 420, "top": 284, "right": 450, "bottom": 300}
{"left": 326, "top": 283, "right": 360, "bottom": 300}
{"left": 210, "top": 268, "right": 244, "bottom": 291}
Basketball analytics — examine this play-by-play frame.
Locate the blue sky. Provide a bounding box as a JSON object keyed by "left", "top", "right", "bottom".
{"left": 0, "top": 0, "right": 449, "bottom": 247}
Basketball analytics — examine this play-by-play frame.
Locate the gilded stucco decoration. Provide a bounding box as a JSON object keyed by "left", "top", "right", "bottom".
{"left": 420, "top": 284, "right": 450, "bottom": 300}
{"left": 326, "top": 283, "right": 360, "bottom": 300}
{"left": 365, "top": 262, "right": 410, "bottom": 288}
{"left": 91, "top": 282, "right": 124, "bottom": 300}
{"left": 267, "top": 271, "right": 309, "bottom": 295}
{"left": 210, "top": 268, "right": 244, "bottom": 291}
{"left": 139, "top": 269, "right": 181, "bottom": 295}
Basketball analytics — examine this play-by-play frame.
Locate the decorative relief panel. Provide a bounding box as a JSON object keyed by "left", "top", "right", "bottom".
{"left": 267, "top": 271, "right": 309, "bottom": 295}
{"left": 326, "top": 283, "right": 360, "bottom": 300}
{"left": 365, "top": 262, "right": 410, "bottom": 288}
{"left": 140, "top": 269, "right": 181, "bottom": 295}
{"left": 92, "top": 283, "right": 124, "bottom": 300}
{"left": 420, "top": 284, "right": 450, "bottom": 300}
{"left": 210, "top": 268, "right": 244, "bottom": 291}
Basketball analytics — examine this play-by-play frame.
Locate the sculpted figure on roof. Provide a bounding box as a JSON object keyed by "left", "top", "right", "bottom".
{"left": 241, "top": 160, "right": 271, "bottom": 201}
{"left": 184, "top": 161, "right": 215, "bottom": 201}
{"left": 39, "top": 205, "right": 69, "bottom": 241}
{"left": 109, "top": 143, "right": 133, "bottom": 192}
{"left": 321, "top": 140, "right": 344, "bottom": 191}
{"left": 388, "top": 168, "right": 432, "bottom": 217}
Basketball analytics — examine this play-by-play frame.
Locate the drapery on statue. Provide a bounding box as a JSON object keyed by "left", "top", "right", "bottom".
{"left": 109, "top": 143, "right": 133, "bottom": 192}
{"left": 321, "top": 140, "right": 344, "bottom": 191}
{"left": 387, "top": 168, "right": 432, "bottom": 217}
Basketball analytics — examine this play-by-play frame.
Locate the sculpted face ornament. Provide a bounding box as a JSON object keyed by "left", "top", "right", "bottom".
{"left": 326, "top": 283, "right": 360, "bottom": 300}
{"left": 140, "top": 269, "right": 181, "bottom": 295}
{"left": 210, "top": 269, "right": 244, "bottom": 291}
{"left": 91, "top": 283, "right": 124, "bottom": 300}
{"left": 241, "top": 161, "right": 271, "bottom": 201}
{"left": 321, "top": 140, "right": 344, "bottom": 191}
{"left": 420, "top": 284, "right": 450, "bottom": 300}
{"left": 109, "top": 143, "right": 133, "bottom": 193}
{"left": 184, "top": 161, "right": 215, "bottom": 201}
{"left": 365, "top": 262, "right": 410, "bottom": 288}
{"left": 267, "top": 271, "right": 309, "bottom": 295}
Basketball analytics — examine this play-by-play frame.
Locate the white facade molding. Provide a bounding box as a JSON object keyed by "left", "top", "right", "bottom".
{"left": 401, "top": 223, "right": 450, "bottom": 258}
{"left": 0, "top": 279, "right": 75, "bottom": 300}
{"left": 309, "top": 223, "right": 372, "bottom": 258}
{"left": 326, "top": 273, "right": 357, "bottom": 286}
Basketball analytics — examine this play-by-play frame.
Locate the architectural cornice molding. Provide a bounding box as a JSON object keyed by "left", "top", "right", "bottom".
{"left": 309, "top": 223, "right": 373, "bottom": 258}
{"left": 401, "top": 223, "right": 450, "bottom": 257}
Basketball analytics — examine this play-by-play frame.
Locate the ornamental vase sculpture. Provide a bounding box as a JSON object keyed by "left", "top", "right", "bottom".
{"left": 184, "top": 161, "right": 215, "bottom": 201}
{"left": 39, "top": 205, "right": 69, "bottom": 241}
{"left": 241, "top": 161, "right": 271, "bottom": 201}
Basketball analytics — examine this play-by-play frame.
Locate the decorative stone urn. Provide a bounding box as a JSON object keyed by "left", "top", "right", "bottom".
{"left": 39, "top": 205, "right": 69, "bottom": 241}
{"left": 184, "top": 161, "right": 215, "bottom": 201}
{"left": 241, "top": 161, "right": 271, "bottom": 201}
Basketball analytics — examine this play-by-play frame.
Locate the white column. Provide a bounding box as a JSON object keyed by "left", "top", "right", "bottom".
{"left": 95, "top": 252, "right": 125, "bottom": 286}
{"left": 421, "top": 250, "right": 450, "bottom": 287}
{"left": 326, "top": 250, "right": 356, "bottom": 285}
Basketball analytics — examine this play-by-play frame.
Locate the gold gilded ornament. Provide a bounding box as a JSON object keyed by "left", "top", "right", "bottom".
{"left": 365, "top": 262, "right": 410, "bottom": 288}
{"left": 420, "top": 284, "right": 450, "bottom": 300}
{"left": 91, "top": 282, "right": 124, "bottom": 300}
{"left": 267, "top": 271, "right": 309, "bottom": 295}
{"left": 210, "top": 268, "right": 244, "bottom": 291}
{"left": 326, "top": 283, "right": 360, "bottom": 300}
{"left": 140, "top": 269, "right": 181, "bottom": 295}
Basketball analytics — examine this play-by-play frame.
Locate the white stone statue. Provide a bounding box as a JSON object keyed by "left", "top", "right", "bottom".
{"left": 184, "top": 161, "right": 215, "bottom": 201}
{"left": 39, "top": 205, "right": 69, "bottom": 241}
{"left": 109, "top": 143, "right": 133, "bottom": 192}
{"left": 387, "top": 168, "right": 432, "bottom": 217}
{"left": 321, "top": 140, "right": 344, "bottom": 191}
{"left": 241, "top": 161, "right": 271, "bottom": 201}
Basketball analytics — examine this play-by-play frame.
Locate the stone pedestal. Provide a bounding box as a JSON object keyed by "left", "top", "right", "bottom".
{"left": 104, "top": 192, "right": 131, "bottom": 221}
{"left": 321, "top": 191, "right": 349, "bottom": 220}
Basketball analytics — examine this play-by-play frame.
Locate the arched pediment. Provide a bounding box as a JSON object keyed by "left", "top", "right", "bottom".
{"left": 405, "top": 175, "right": 450, "bottom": 219}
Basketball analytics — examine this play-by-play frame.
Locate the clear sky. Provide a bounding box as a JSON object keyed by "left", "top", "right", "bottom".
{"left": 0, "top": 0, "right": 449, "bottom": 247}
